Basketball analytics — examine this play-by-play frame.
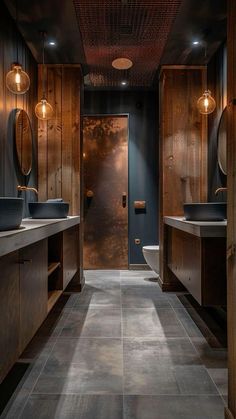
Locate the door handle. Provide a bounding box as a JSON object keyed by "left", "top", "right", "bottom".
{"left": 122, "top": 192, "right": 127, "bottom": 208}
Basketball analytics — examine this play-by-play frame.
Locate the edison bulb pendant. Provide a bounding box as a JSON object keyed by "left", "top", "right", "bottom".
{"left": 197, "top": 90, "right": 216, "bottom": 115}
{"left": 35, "top": 98, "right": 53, "bottom": 121}
{"left": 6, "top": 63, "right": 30, "bottom": 94}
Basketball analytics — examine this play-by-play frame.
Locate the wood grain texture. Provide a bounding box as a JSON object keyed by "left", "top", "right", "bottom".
{"left": 38, "top": 64, "right": 82, "bottom": 215}
{"left": 0, "top": 3, "right": 38, "bottom": 212}
{"left": 226, "top": 0, "right": 236, "bottom": 417}
{"left": 19, "top": 240, "right": 48, "bottom": 353}
{"left": 83, "top": 115, "right": 128, "bottom": 269}
{"left": 63, "top": 226, "right": 80, "bottom": 289}
{"left": 167, "top": 226, "right": 226, "bottom": 306}
{"left": 159, "top": 66, "right": 208, "bottom": 290}
{"left": 0, "top": 251, "right": 19, "bottom": 383}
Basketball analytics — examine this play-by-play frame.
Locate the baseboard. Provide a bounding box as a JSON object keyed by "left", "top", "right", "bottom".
{"left": 129, "top": 264, "right": 151, "bottom": 270}
{"left": 225, "top": 407, "right": 235, "bottom": 419}
{"left": 157, "top": 275, "right": 186, "bottom": 292}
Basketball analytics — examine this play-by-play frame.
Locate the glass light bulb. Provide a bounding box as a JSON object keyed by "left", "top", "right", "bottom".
{"left": 35, "top": 98, "right": 53, "bottom": 121}
{"left": 197, "top": 90, "right": 216, "bottom": 115}
{"left": 6, "top": 64, "right": 30, "bottom": 95}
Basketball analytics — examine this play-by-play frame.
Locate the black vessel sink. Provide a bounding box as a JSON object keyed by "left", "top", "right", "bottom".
{"left": 184, "top": 202, "right": 227, "bottom": 221}
{"left": 0, "top": 197, "right": 24, "bottom": 231}
{"left": 28, "top": 202, "right": 69, "bottom": 219}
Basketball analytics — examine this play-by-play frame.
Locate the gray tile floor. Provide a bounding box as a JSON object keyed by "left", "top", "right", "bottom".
{"left": 2, "top": 270, "right": 227, "bottom": 418}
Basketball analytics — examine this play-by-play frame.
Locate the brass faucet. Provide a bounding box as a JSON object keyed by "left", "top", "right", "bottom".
{"left": 215, "top": 187, "right": 227, "bottom": 195}
{"left": 17, "top": 185, "right": 38, "bottom": 195}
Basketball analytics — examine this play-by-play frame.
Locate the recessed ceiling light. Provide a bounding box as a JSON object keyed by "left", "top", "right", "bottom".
{"left": 49, "top": 41, "right": 56, "bottom": 46}
{"left": 121, "top": 81, "right": 127, "bottom": 86}
{"left": 112, "top": 58, "right": 133, "bottom": 70}
{"left": 193, "top": 41, "right": 200, "bottom": 45}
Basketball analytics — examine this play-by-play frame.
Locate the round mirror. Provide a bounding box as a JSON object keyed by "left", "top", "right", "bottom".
{"left": 217, "top": 107, "right": 227, "bottom": 175}
{"left": 15, "top": 109, "right": 33, "bottom": 176}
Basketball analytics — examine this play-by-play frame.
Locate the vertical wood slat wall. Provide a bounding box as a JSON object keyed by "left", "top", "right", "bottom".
{"left": 0, "top": 4, "right": 38, "bottom": 202}
{"left": 159, "top": 66, "right": 208, "bottom": 291}
{"left": 226, "top": 1, "right": 236, "bottom": 417}
{"left": 38, "top": 64, "right": 82, "bottom": 215}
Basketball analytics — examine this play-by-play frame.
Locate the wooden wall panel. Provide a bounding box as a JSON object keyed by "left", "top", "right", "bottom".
{"left": 159, "top": 66, "right": 208, "bottom": 291}
{"left": 226, "top": 1, "right": 236, "bottom": 417}
{"left": 38, "top": 64, "right": 82, "bottom": 215}
{"left": 0, "top": 3, "right": 38, "bottom": 215}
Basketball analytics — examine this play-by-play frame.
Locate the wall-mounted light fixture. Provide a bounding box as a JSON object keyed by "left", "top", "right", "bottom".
{"left": 6, "top": 0, "right": 30, "bottom": 94}
{"left": 35, "top": 32, "right": 53, "bottom": 121}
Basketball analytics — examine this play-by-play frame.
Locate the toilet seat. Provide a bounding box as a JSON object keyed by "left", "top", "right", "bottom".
{"left": 143, "top": 245, "right": 159, "bottom": 252}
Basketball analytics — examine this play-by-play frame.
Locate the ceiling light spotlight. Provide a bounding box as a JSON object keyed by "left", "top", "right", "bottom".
{"left": 193, "top": 41, "right": 200, "bottom": 46}
{"left": 112, "top": 58, "right": 133, "bottom": 70}
{"left": 49, "top": 41, "right": 56, "bottom": 46}
{"left": 121, "top": 81, "right": 127, "bottom": 86}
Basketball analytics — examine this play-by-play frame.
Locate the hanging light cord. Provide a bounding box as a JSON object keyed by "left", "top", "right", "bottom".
{"left": 204, "top": 43, "right": 208, "bottom": 90}
{"left": 16, "top": 0, "right": 19, "bottom": 63}
{"left": 42, "top": 31, "right": 46, "bottom": 99}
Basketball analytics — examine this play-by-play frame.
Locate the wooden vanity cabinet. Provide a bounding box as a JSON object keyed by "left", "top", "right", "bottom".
{"left": 0, "top": 251, "right": 20, "bottom": 382}
{"left": 63, "top": 226, "right": 79, "bottom": 289}
{"left": 167, "top": 226, "right": 227, "bottom": 306}
{"left": 19, "top": 240, "right": 48, "bottom": 353}
{"left": 0, "top": 218, "right": 81, "bottom": 383}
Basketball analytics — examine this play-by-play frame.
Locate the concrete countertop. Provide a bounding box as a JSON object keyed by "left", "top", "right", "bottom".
{"left": 164, "top": 216, "right": 227, "bottom": 238}
{"left": 0, "top": 216, "right": 80, "bottom": 258}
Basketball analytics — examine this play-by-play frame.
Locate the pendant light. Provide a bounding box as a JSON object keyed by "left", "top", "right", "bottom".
{"left": 6, "top": 0, "right": 30, "bottom": 94}
{"left": 197, "top": 44, "right": 216, "bottom": 115}
{"left": 35, "top": 32, "right": 53, "bottom": 121}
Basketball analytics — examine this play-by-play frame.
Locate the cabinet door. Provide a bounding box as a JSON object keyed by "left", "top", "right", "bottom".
{"left": 19, "top": 240, "right": 47, "bottom": 353}
{"left": 63, "top": 226, "right": 79, "bottom": 289}
{"left": 0, "top": 251, "right": 19, "bottom": 383}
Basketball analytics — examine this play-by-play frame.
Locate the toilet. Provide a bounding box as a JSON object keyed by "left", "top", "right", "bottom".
{"left": 142, "top": 245, "right": 159, "bottom": 274}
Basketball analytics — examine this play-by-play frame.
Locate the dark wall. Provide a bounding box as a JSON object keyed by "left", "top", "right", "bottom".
{"left": 84, "top": 89, "right": 158, "bottom": 265}
{"left": 208, "top": 43, "right": 227, "bottom": 202}
{"left": 0, "top": 3, "right": 38, "bottom": 216}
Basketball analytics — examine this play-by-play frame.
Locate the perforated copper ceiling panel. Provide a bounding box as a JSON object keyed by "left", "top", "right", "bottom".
{"left": 73, "top": 0, "right": 182, "bottom": 87}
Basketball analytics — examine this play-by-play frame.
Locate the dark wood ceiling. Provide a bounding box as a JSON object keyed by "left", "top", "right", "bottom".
{"left": 4, "top": 0, "right": 226, "bottom": 88}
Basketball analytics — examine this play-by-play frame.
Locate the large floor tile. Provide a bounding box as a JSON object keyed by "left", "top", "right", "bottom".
{"left": 72, "top": 286, "right": 121, "bottom": 307}
{"left": 124, "top": 395, "right": 225, "bottom": 419}
{"left": 20, "top": 394, "right": 123, "bottom": 419}
{"left": 121, "top": 286, "right": 170, "bottom": 308}
{"left": 191, "top": 337, "right": 228, "bottom": 368}
{"left": 60, "top": 307, "right": 121, "bottom": 338}
{"left": 173, "top": 308, "right": 204, "bottom": 338}
{"left": 173, "top": 365, "right": 218, "bottom": 395}
{"left": 122, "top": 308, "right": 187, "bottom": 337}
{"left": 120, "top": 273, "right": 159, "bottom": 287}
{"left": 123, "top": 338, "right": 202, "bottom": 395}
{"left": 207, "top": 368, "right": 228, "bottom": 396}
{"left": 33, "top": 338, "right": 123, "bottom": 394}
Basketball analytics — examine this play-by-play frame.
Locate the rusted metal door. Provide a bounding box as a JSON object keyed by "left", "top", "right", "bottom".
{"left": 83, "top": 115, "right": 128, "bottom": 269}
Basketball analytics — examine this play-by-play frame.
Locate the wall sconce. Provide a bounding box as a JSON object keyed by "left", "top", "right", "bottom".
{"left": 35, "top": 32, "right": 53, "bottom": 121}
